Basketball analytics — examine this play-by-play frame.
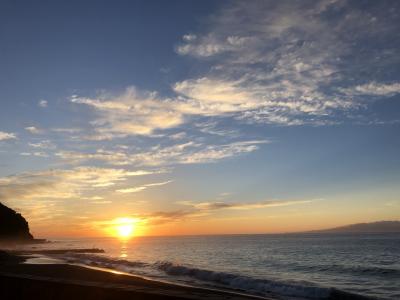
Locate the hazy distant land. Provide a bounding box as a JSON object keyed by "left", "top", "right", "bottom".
{"left": 312, "top": 221, "right": 400, "bottom": 233}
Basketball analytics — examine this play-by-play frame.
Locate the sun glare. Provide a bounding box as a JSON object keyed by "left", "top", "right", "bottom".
{"left": 111, "top": 218, "right": 138, "bottom": 239}
{"left": 117, "top": 223, "right": 134, "bottom": 238}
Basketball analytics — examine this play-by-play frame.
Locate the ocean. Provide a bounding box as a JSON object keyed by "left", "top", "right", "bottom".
{"left": 18, "top": 233, "right": 400, "bottom": 300}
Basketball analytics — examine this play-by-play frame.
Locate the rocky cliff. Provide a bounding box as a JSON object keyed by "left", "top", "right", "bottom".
{"left": 0, "top": 202, "right": 33, "bottom": 241}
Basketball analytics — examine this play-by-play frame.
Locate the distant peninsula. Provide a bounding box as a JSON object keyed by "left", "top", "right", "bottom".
{"left": 313, "top": 221, "right": 400, "bottom": 233}
{"left": 0, "top": 202, "right": 37, "bottom": 243}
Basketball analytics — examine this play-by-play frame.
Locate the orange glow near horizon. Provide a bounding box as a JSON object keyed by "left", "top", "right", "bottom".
{"left": 26, "top": 194, "right": 400, "bottom": 238}
{"left": 107, "top": 217, "right": 140, "bottom": 239}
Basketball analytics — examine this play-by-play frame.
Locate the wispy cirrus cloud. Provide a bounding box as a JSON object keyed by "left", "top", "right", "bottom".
{"left": 20, "top": 152, "right": 49, "bottom": 158}
{"left": 68, "top": 1, "right": 400, "bottom": 148}
{"left": 56, "top": 149, "right": 129, "bottom": 165}
{"left": 182, "top": 199, "right": 315, "bottom": 211}
{"left": 174, "top": 0, "right": 400, "bottom": 125}
{"left": 126, "top": 140, "right": 266, "bottom": 166}
{"left": 195, "top": 121, "right": 238, "bottom": 137}
{"left": 56, "top": 140, "right": 267, "bottom": 167}
{"left": 341, "top": 82, "right": 400, "bottom": 97}
{"left": 51, "top": 128, "right": 82, "bottom": 134}
{"left": 0, "top": 167, "right": 159, "bottom": 201}
{"left": 177, "top": 140, "right": 267, "bottom": 164}
{"left": 70, "top": 84, "right": 262, "bottom": 140}
{"left": 132, "top": 198, "right": 316, "bottom": 226}
{"left": 0, "top": 166, "right": 169, "bottom": 227}
{"left": 116, "top": 180, "right": 172, "bottom": 194}
{"left": 28, "top": 140, "right": 56, "bottom": 150}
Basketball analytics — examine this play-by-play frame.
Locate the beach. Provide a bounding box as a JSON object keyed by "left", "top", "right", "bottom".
{"left": 0, "top": 257, "right": 372, "bottom": 300}
{"left": 0, "top": 251, "right": 270, "bottom": 300}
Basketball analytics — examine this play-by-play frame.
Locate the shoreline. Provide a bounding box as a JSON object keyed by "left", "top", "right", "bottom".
{"left": 0, "top": 251, "right": 273, "bottom": 300}
{"left": 0, "top": 262, "right": 377, "bottom": 300}
{"left": 0, "top": 250, "right": 378, "bottom": 300}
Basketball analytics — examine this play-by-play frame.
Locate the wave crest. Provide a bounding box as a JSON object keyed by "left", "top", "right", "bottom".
{"left": 155, "top": 261, "right": 332, "bottom": 299}
{"left": 62, "top": 253, "right": 149, "bottom": 269}
{"left": 56, "top": 253, "right": 375, "bottom": 300}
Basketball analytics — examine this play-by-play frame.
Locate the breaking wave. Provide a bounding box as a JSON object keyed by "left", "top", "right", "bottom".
{"left": 61, "top": 253, "right": 150, "bottom": 272}
{"left": 155, "top": 261, "right": 333, "bottom": 299}
{"left": 57, "top": 253, "right": 375, "bottom": 300}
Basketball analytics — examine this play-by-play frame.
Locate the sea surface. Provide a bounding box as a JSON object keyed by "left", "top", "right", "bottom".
{"left": 17, "top": 233, "right": 400, "bottom": 300}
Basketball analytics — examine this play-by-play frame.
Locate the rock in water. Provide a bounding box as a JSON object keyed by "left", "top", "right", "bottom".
{"left": 0, "top": 202, "right": 33, "bottom": 241}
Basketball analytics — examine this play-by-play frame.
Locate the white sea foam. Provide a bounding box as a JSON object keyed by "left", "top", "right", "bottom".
{"left": 57, "top": 253, "right": 340, "bottom": 299}
{"left": 155, "top": 261, "right": 332, "bottom": 299}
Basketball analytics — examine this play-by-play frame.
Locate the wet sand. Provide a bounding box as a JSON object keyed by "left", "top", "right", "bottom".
{"left": 0, "top": 260, "right": 270, "bottom": 300}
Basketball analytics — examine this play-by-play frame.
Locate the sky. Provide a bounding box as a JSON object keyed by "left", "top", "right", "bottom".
{"left": 0, "top": 0, "right": 399, "bottom": 237}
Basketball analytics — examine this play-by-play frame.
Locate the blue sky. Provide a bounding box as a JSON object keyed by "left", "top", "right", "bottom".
{"left": 0, "top": 0, "right": 399, "bottom": 236}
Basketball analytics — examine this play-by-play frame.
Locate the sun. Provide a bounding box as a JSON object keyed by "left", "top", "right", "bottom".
{"left": 112, "top": 218, "right": 137, "bottom": 239}
{"left": 117, "top": 223, "right": 135, "bottom": 238}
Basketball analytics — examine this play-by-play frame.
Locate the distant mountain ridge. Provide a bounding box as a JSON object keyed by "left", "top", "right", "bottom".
{"left": 314, "top": 221, "right": 400, "bottom": 233}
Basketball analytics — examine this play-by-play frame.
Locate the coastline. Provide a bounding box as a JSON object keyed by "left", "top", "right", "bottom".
{"left": 0, "top": 249, "right": 379, "bottom": 300}
{"left": 0, "top": 252, "right": 272, "bottom": 300}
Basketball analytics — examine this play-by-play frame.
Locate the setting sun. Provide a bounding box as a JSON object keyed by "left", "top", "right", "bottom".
{"left": 110, "top": 218, "right": 138, "bottom": 239}
{"left": 117, "top": 223, "right": 134, "bottom": 238}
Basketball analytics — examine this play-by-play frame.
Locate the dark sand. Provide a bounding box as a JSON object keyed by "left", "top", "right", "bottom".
{"left": 0, "top": 252, "right": 270, "bottom": 300}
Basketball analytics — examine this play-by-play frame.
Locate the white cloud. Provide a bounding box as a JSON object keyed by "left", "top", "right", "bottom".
{"left": 71, "top": 87, "right": 184, "bottom": 138}
{"left": 74, "top": 0, "right": 391, "bottom": 137}
{"left": 0, "top": 167, "right": 157, "bottom": 201}
{"left": 19, "top": 152, "right": 48, "bottom": 157}
{"left": 25, "top": 126, "right": 43, "bottom": 134}
{"left": 178, "top": 140, "right": 268, "bottom": 164}
{"left": 0, "top": 131, "right": 16, "bottom": 141}
{"left": 38, "top": 100, "right": 48, "bottom": 108}
{"left": 0, "top": 167, "right": 161, "bottom": 225}
{"left": 90, "top": 200, "right": 113, "bottom": 204}
{"left": 173, "top": 0, "right": 398, "bottom": 125}
{"left": 182, "top": 34, "right": 197, "bottom": 42}
{"left": 56, "top": 149, "right": 130, "bottom": 165}
{"left": 341, "top": 82, "right": 400, "bottom": 97}
{"left": 52, "top": 128, "right": 82, "bottom": 134}
{"left": 116, "top": 180, "right": 172, "bottom": 193}
{"left": 56, "top": 140, "right": 267, "bottom": 167}
{"left": 82, "top": 196, "right": 104, "bottom": 200}
{"left": 196, "top": 121, "right": 238, "bottom": 137}
{"left": 55, "top": 0, "right": 400, "bottom": 150}
{"left": 169, "top": 132, "right": 187, "bottom": 140}
{"left": 145, "top": 180, "right": 173, "bottom": 187}
{"left": 77, "top": 0, "right": 363, "bottom": 134}
{"left": 71, "top": 82, "right": 268, "bottom": 139}
{"left": 177, "top": 34, "right": 255, "bottom": 57}
{"left": 28, "top": 140, "right": 56, "bottom": 150}
{"left": 116, "top": 186, "right": 147, "bottom": 193}
{"left": 23, "top": 0, "right": 398, "bottom": 180}
{"left": 173, "top": 77, "right": 265, "bottom": 114}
